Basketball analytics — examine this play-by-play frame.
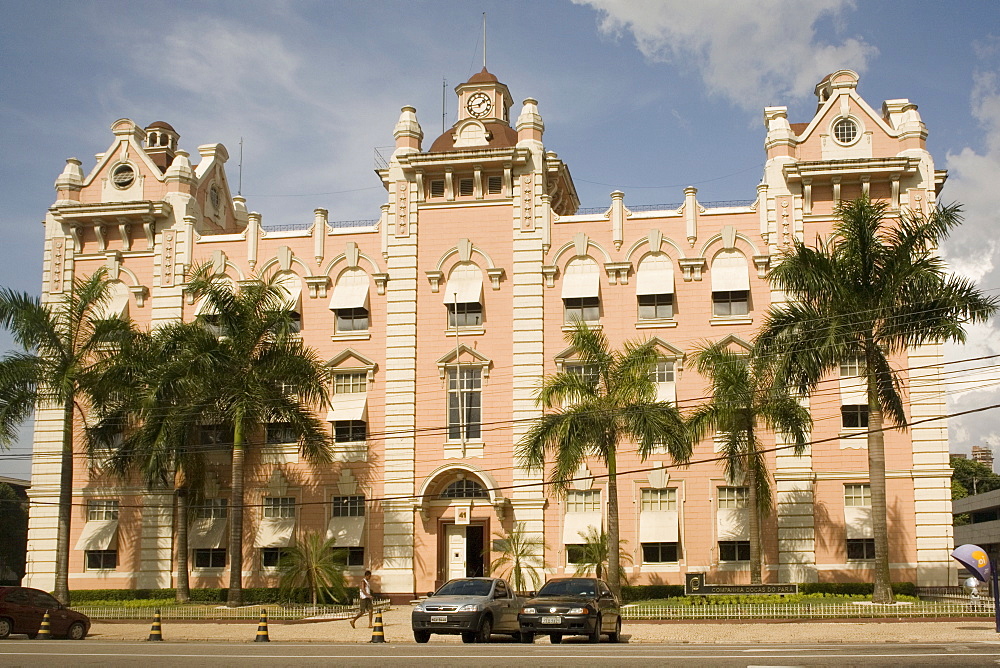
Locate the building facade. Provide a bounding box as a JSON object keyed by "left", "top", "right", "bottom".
{"left": 25, "top": 68, "right": 956, "bottom": 597}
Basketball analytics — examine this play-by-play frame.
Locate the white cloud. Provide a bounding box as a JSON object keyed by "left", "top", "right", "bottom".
{"left": 574, "top": 0, "right": 876, "bottom": 111}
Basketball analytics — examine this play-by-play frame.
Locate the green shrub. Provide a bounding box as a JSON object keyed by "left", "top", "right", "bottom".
{"left": 620, "top": 582, "right": 916, "bottom": 604}
{"left": 71, "top": 586, "right": 363, "bottom": 605}
{"left": 620, "top": 584, "right": 686, "bottom": 603}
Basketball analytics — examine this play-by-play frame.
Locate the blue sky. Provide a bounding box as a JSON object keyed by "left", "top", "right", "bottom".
{"left": 0, "top": 1, "right": 998, "bottom": 478}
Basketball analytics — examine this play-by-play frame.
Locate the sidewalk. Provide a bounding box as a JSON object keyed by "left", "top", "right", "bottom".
{"left": 90, "top": 606, "right": 1000, "bottom": 644}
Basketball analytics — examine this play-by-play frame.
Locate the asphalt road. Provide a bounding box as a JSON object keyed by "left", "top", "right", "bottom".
{"left": 2, "top": 640, "right": 1000, "bottom": 667}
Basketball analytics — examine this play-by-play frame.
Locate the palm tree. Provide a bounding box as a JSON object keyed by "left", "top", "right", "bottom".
{"left": 88, "top": 321, "right": 218, "bottom": 603}
{"left": 0, "top": 269, "right": 133, "bottom": 604}
{"left": 687, "top": 342, "right": 811, "bottom": 584}
{"left": 489, "top": 522, "right": 547, "bottom": 594}
{"left": 276, "top": 532, "right": 348, "bottom": 605}
{"left": 517, "top": 322, "right": 690, "bottom": 598}
{"left": 184, "top": 267, "right": 334, "bottom": 607}
{"left": 571, "top": 526, "right": 632, "bottom": 586}
{"left": 759, "top": 197, "right": 997, "bottom": 603}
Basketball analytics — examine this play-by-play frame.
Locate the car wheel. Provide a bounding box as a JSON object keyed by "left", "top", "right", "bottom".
{"left": 588, "top": 615, "right": 602, "bottom": 643}
{"left": 608, "top": 616, "right": 622, "bottom": 643}
{"left": 519, "top": 632, "right": 534, "bottom": 644}
{"left": 413, "top": 630, "right": 431, "bottom": 643}
{"left": 0, "top": 617, "right": 11, "bottom": 640}
{"left": 461, "top": 631, "right": 476, "bottom": 644}
{"left": 66, "top": 622, "right": 86, "bottom": 640}
{"left": 549, "top": 633, "right": 562, "bottom": 644}
{"left": 475, "top": 616, "right": 492, "bottom": 643}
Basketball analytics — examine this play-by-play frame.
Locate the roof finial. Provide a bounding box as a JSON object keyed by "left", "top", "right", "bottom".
{"left": 482, "top": 12, "right": 487, "bottom": 69}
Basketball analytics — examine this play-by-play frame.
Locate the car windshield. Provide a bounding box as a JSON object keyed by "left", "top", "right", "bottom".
{"left": 434, "top": 579, "right": 493, "bottom": 597}
{"left": 537, "top": 579, "right": 595, "bottom": 598}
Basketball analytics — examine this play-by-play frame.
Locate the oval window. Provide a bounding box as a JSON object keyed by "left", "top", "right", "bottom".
{"left": 832, "top": 118, "right": 859, "bottom": 145}
{"left": 111, "top": 164, "right": 136, "bottom": 189}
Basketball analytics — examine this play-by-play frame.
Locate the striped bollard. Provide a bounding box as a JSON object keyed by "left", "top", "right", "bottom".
{"left": 369, "top": 611, "right": 386, "bottom": 643}
{"left": 37, "top": 610, "right": 52, "bottom": 639}
{"left": 147, "top": 608, "right": 163, "bottom": 641}
{"left": 255, "top": 608, "right": 270, "bottom": 642}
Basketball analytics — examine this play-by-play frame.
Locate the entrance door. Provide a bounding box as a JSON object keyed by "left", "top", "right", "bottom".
{"left": 442, "top": 523, "right": 488, "bottom": 581}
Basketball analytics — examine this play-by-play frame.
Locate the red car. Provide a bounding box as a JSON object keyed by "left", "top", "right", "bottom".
{"left": 0, "top": 587, "right": 90, "bottom": 639}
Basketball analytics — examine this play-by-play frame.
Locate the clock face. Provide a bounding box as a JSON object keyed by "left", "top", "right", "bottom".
{"left": 467, "top": 92, "right": 492, "bottom": 118}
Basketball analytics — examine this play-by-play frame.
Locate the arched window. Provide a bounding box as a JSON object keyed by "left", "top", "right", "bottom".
{"left": 562, "top": 257, "right": 600, "bottom": 324}
{"left": 710, "top": 251, "right": 750, "bottom": 317}
{"left": 440, "top": 478, "right": 489, "bottom": 499}
{"left": 274, "top": 272, "right": 303, "bottom": 333}
{"left": 636, "top": 253, "right": 675, "bottom": 320}
{"left": 443, "top": 263, "right": 483, "bottom": 328}
{"left": 329, "top": 268, "right": 370, "bottom": 333}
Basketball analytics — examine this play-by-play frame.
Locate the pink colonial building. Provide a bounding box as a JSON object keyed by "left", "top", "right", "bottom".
{"left": 25, "top": 68, "right": 955, "bottom": 598}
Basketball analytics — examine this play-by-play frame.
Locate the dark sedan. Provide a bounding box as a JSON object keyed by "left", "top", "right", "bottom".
{"left": 518, "top": 577, "right": 621, "bottom": 643}
{"left": 0, "top": 587, "right": 91, "bottom": 639}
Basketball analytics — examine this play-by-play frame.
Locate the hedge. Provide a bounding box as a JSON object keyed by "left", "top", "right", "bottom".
{"left": 619, "top": 582, "right": 914, "bottom": 603}
{"left": 69, "top": 587, "right": 360, "bottom": 605}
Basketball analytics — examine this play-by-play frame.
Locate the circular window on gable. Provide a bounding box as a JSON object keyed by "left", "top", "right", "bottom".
{"left": 111, "top": 163, "right": 136, "bottom": 189}
{"left": 210, "top": 185, "right": 221, "bottom": 211}
{"left": 832, "top": 117, "right": 859, "bottom": 145}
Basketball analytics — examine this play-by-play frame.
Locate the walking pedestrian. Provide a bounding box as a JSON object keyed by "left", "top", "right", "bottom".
{"left": 350, "top": 570, "right": 374, "bottom": 628}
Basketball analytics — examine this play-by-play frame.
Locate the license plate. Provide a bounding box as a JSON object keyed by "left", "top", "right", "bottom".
{"left": 541, "top": 616, "right": 561, "bottom": 625}
{"left": 430, "top": 615, "right": 448, "bottom": 623}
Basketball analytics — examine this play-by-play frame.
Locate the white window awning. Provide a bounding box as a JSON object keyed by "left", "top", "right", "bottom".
{"left": 711, "top": 252, "right": 750, "bottom": 292}
{"left": 562, "top": 511, "right": 602, "bottom": 544}
{"left": 329, "top": 269, "right": 370, "bottom": 311}
{"left": 253, "top": 517, "right": 296, "bottom": 548}
{"left": 96, "top": 283, "right": 130, "bottom": 320}
{"left": 654, "top": 381, "right": 676, "bottom": 404}
{"left": 716, "top": 508, "right": 749, "bottom": 541}
{"left": 194, "top": 278, "right": 234, "bottom": 316}
{"left": 635, "top": 255, "right": 675, "bottom": 296}
{"left": 845, "top": 506, "right": 873, "bottom": 539}
{"left": 325, "top": 516, "right": 365, "bottom": 546}
{"left": 275, "top": 275, "right": 303, "bottom": 312}
{"left": 561, "top": 258, "right": 601, "bottom": 299}
{"left": 75, "top": 519, "right": 119, "bottom": 551}
{"left": 639, "top": 510, "right": 679, "bottom": 543}
{"left": 326, "top": 394, "right": 368, "bottom": 422}
{"left": 443, "top": 264, "right": 484, "bottom": 305}
{"left": 189, "top": 518, "right": 228, "bottom": 549}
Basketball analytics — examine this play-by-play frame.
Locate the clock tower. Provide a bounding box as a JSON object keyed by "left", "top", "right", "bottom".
{"left": 456, "top": 67, "right": 513, "bottom": 124}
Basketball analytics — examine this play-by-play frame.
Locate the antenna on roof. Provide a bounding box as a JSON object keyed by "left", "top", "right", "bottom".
{"left": 442, "top": 78, "right": 447, "bottom": 134}
{"left": 482, "top": 12, "right": 487, "bottom": 68}
{"left": 237, "top": 137, "right": 244, "bottom": 196}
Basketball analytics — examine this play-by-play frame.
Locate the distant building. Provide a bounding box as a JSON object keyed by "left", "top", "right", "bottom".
{"left": 954, "top": 488, "right": 1000, "bottom": 568}
{"left": 972, "top": 446, "right": 995, "bottom": 472}
{"left": 24, "top": 68, "right": 955, "bottom": 597}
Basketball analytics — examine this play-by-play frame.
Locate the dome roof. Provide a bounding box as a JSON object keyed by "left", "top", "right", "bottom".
{"left": 146, "top": 120, "right": 176, "bottom": 132}
{"left": 465, "top": 67, "right": 499, "bottom": 85}
{"left": 428, "top": 121, "right": 518, "bottom": 153}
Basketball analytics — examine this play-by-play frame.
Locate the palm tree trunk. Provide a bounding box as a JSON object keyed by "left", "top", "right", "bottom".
{"left": 53, "top": 398, "right": 75, "bottom": 606}
{"left": 747, "top": 459, "right": 763, "bottom": 585}
{"left": 867, "top": 385, "right": 895, "bottom": 604}
{"left": 175, "top": 480, "right": 191, "bottom": 604}
{"left": 606, "top": 443, "right": 621, "bottom": 598}
{"left": 227, "top": 420, "right": 246, "bottom": 608}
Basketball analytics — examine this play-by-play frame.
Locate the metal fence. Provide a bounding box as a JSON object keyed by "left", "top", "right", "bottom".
{"left": 621, "top": 602, "right": 994, "bottom": 621}
{"left": 76, "top": 598, "right": 391, "bottom": 621}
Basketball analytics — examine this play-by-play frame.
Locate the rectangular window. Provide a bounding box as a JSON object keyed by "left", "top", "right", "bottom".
{"left": 844, "top": 483, "right": 871, "bottom": 507}
{"left": 638, "top": 293, "right": 674, "bottom": 319}
{"left": 565, "top": 363, "right": 600, "bottom": 386}
{"left": 332, "top": 495, "right": 365, "bottom": 517}
{"left": 430, "top": 180, "right": 445, "bottom": 198}
{"left": 641, "top": 542, "right": 679, "bottom": 563}
{"left": 334, "top": 420, "right": 367, "bottom": 443}
{"left": 565, "top": 489, "right": 601, "bottom": 513}
{"left": 266, "top": 423, "right": 296, "bottom": 445}
{"left": 88, "top": 500, "right": 119, "bottom": 521}
{"left": 447, "top": 302, "right": 483, "bottom": 327}
{"left": 332, "top": 546, "right": 365, "bottom": 567}
{"left": 263, "top": 497, "right": 295, "bottom": 519}
{"left": 261, "top": 547, "right": 288, "bottom": 568}
{"left": 840, "top": 357, "right": 864, "bottom": 377}
{"left": 334, "top": 372, "right": 367, "bottom": 395}
{"left": 846, "top": 538, "right": 876, "bottom": 560}
{"left": 335, "top": 307, "right": 369, "bottom": 332}
{"left": 717, "top": 487, "right": 748, "bottom": 509}
{"left": 487, "top": 175, "right": 503, "bottom": 195}
{"left": 712, "top": 290, "right": 749, "bottom": 316}
{"left": 197, "top": 424, "right": 233, "bottom": 448}
{"left": 199, "top": 314, "right": 227, "bottom": 338}
{"left": 566, "top": 544, "right": 587, "bottom": 565}
{"left": 85, "top": 549, "right": 118, "bottom": 570}
{"left": 459, "top": 178, "right": 474, "bottom": 197}
{"left": 447, "top": 367, "right": 482, "bottom": 440}
{"left": 193, "top": 548, "right": 226, "bottom": 568}
{"left": 650, "top": 360, "right": 675, "bottom": 384}
{"left": 640, "top": 488, "right": 677, "bottom": 512}
{"left": 194, "top": 498, "right": 228, "bottom": 519}
{"left": 718, "top": 540, "right": 750, "bottom": 562}
{"left": 287, "top": 310, "right": 302, "bottom": 333}
{"left": 841, "top": 405, "right": 869, "bottom": 429}
{"left": 564, "top": 296, "right": 600, "bottom": 323}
